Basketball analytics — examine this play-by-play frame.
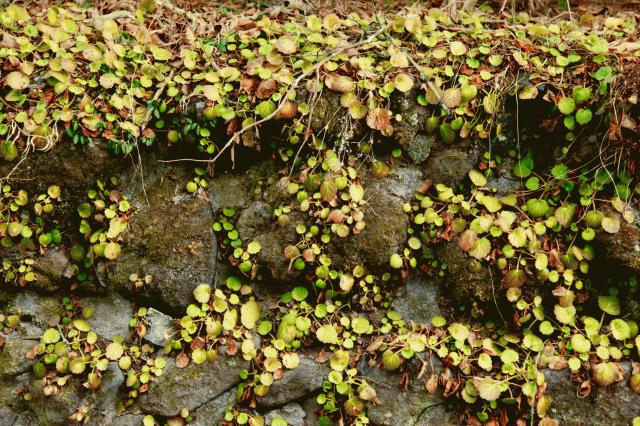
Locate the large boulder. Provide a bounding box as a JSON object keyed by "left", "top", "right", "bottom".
{"left": 137, "top": 353, "right": 249, "bottom": 417}
{"left": 26, "top": 378, "right": 84, "bottom": 425}
{"left": 334, "top": 166, "right": 421, "bottom": 273}
{"left": 361, "top": 359, "right": 458, "bottom": 426}
{"left": 31, "top": 248, "right": 74, "bottom": 291}
{"left": 7, "top": 292, "right": 62, "bottom": 329}
{"left": 595, "top": 205, "right": 640, "bottom": 273}
{"left": 235, "top": 200, "right": 306, "bottom": 282}
{"left": 191, "top": 388, "right": 236, "bottom": 426}
{"left": 422, "top": 144, "right": 481, "bottom": 187}
{"left": 258, "top": 354, "right": 330, "bottom": 408}
{"left": 98, "top": 162, "right": 217, "bottom": 313}
{"left": 78, "top": 292, "right": 134, "bottom": 340}
{"left": 391, "top": 276, "right": 442, "bottom": 326}
{"left": 391, "top": 90, "right": 432, "bottom": 164}
{"left": 0, "top": 142, "right": 123, "bottom": 222}
{"left": 5, "top": 290, "right": 134, "bottom": 341}
{"left": 264, "top": 403, "right": 306, "bottom": 426}
{"left": 209, "top": 161, "right": 278, "bottom": 212}
{"left": 234, "top": 164, "right": 423, "bottom": 279}
{"left": 436, "top": 239, "right": 494, "bottom": 303}
{"left": 544, "top": 363, "right": 640, "bottom": 425}
{"left": 0, "top": 338, "right": 37, "bottom": 378}
{"left": 143, "top": 308, "right": 176, "bottom": 347}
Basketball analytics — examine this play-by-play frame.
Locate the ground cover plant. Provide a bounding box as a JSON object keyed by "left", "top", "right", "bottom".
{"left": 0, "top": 0, "right": 639, "bottom": 425}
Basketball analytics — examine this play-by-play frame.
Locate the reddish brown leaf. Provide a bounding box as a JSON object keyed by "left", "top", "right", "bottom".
{"left": 175, "top": 352, "right": 189, "bottom": 368}
{"left": 256, "top": 78, "right": 277, "bottom": 99}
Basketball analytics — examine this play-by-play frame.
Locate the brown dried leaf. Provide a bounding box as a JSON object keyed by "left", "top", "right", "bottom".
{"left": 458, "top": 230, "right": 478, "bottom": 251}
{"left": 175, "top": 352, "right": 189, "bottom": 368}
{"left": 256, "top": 78, "right": 277, "bottom": 100}
{"left": 366, "top": 107, "right": 391, "bottom": 131}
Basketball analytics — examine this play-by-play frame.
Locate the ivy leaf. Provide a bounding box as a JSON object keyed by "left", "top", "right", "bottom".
{"left": 107, "top": 217, "right": 127, "bottom": 238}
{"left": 591, "top": 362, "right": 624, "bottom": 386}
{"left": 458, "top": 230, "right": 478, "bottom": 252}
{"left": 316, "top": 324, "right": 339, "bottom": 344}
{"left": 257, "top": 321, "right": 272, "bottom": 335}
{"left": 535, "top": 253, "right": 548, "bottom": 271}
{"left": 513, "top": 152, "right": 534, "bottom": 178}
{"left": 193, "top": 284, "right": 211, "bottom": 304}
{"left": 554, "top": 304, "right": 576, "bottom": 324}
{"left": 320, "top": 179, "right": 338, "bottom": 202}
{"left": 468, "top": 169, "right": 487, "bottom": 187}
{"left": 575, "top": 108, "right": 592, "bottom": 125}
{"left": 5, "top": 71, "right": 30, "bottom": 90}
{"left": 583, "top": 316, "right": 601, "bottom": 336}
{"left": 191, "top": 348, "right": 207, "bottom": 364}
{"left": 469, "top": 237, "right": 491, "bottom": 259}
{"left": 394, "top": 73, "right": 414, "bottom": 92}
{"left": 255, "top": 100, "right": 276, "bottom": 118}
{"left": 390, "top": 254, "right": 403, "bottom": 269}
{"left": 583, "top": 34, "right": 609, "bottom": 54}
{"left": 274, "top": 36, "right": 297, "bottom": 54}
{"left": 598, "top": 295, "right": 620, "bottom": 315}
{"left": 149, "top": 45, "right": 172, "bottom": 61}
{"left": 325, "top": 73, "right": 355, "bottom": 93}
{"left": 572, "top": 86, "right": 592, "bottom": 104}
{"left": 104, "top": 242, "right": 122, "bottom": 260}
{"left": 432, "top": 316, "right": 446, "bottom": 327}
{"left": 247, "top": 241, "right": 261, "bottom": 255}
{"left": 291, "top": 286, "right": 309, "bottom": 301}
{"left": 601, "top": 215, "right": 621, "bottom": 233}
{"left": 555, "top": 204, "right": 576, "bottom": 227}
{"left": 348, "top": 102, "right": 368, "bottom": 120}
{"left": 473, "top": 377, "right": 505, "bottom": 401}
{"left": 539, "top": 321, "right": 554, "bottom": 335}
{"left": 500, "top": 349, "right": 519, "bottom": 364}
{"left": 443, "top": 88, "right": 462, "bottom": 108}
{"left": 480, "top": 196, "right": 502, "bottom": 213}
{"left": 448, "top": 322, "right": 469, "bottom": 341}
{"left": 551, "top": 164, "right": 569, "bottom": 179}
{"left": 593, "top": 66, "right": 613, "bottom": 81}
{"left": 518, "top": 85, "right": 538, "bottom": 99}
{"left": 450, "top": 41, "right": 467, "bottom": 56}
{"left": 349, "top": 183, "right": 364, "bottom": 203}
{"left": 240, "top": 300, "right": 261, "bottom": 329}
{"left": 523, "top": 333, "right": 543, "bottom": 351}
{"left": 478, "top": 353, "right": 493, "bottom": 371}
{"left": 508, "top": 227, "right": 527, "bottom": 248}
{"left": 504, "top": 269, "right": 526, "bottom": 288}
{"left": 571, "top": 334, "right": 591, "bottom": 353}
{"left": 69, "top": 358, "right": 86, "bottom": 374}
{"left": 390, "top": 51, "right": 409, "bottom": 68}
{"left": 610, "top": 319, "right": 630, "bottom": 340}
{"left": 366, "top": 107, "right": 392, "bottom": 132}
{"left": 351, "top": 317, "right": 371, "bottom": 334}
{"left": 557, "top": 97, "right": 576, "bottom": 115}
{"left": 381, "top": 349, "right": 402, "bottom": 371}
{"left": 220, "top": 303, "right": 238, "bottom": 327}
{"left": 526, "top": 199, "right": 549, "bottom": 218}
{"left": 43, "top": 328, "right": 61, "bottom": 344}
{"left": 282, "top": 352, "right": 300, "bottom": 369}
{"left": 105, "top": 342, "right": 124, "bottom": 360}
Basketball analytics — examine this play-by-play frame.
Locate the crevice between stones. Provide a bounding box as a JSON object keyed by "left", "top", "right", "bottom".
{"left": 413, "top": 401, "right": 448, "bottom": 426}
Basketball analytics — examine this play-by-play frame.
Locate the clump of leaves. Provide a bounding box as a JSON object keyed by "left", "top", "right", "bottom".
{"left": 1, "top": 184, "right": 62, "bottom": 286}
{"left": 75, "top": 178, "right": 133, "bottom": 263}
{"left": 31, "top": 298, "right": 164, "bottom": 401}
